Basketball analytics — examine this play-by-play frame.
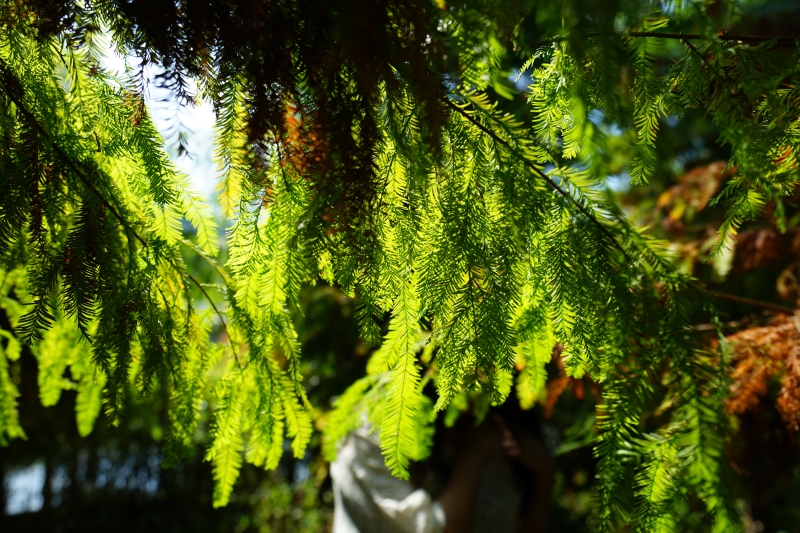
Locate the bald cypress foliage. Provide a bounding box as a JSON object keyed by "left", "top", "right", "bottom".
{"left": 2, "top": 0, "right": 799, "bottom": 528}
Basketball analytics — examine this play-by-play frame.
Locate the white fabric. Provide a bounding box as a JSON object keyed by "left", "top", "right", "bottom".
{"left": 330, "top": 426, "right": 447, "bottom": 533}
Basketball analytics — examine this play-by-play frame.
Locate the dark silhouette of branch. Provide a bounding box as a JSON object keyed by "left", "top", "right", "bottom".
{"left": 630, "top": 31, "right": 800, "bottom": 43}
{"left": 529, "top": 31, "right": 800, "bottom": 50}
{"left": 706, "top": 290, "right": 795, "bottom": 314}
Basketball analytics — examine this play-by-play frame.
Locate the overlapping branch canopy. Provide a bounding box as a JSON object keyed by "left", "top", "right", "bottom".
{"left": 1, "top": 0, "right": 799, "bottom": 529}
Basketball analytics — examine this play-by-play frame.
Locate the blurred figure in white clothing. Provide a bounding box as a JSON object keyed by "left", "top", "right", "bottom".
{"left": 331, "top": 397, "right": 555, "bottom": 533}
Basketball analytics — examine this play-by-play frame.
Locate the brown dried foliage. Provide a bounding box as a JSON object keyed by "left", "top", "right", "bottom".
{"left": 778, "top": 348, "right": 800, "bottom": 432}
{"left": 654, "top": 163, "right": 800, "bottom": 292}
{"left": 279, "top": 104, "right": 329, "bottom": 179}
{"left": 726, "top": 312, "right": 800, "bottom": 432}
{"left": 732, "top": 228, "right": 789, "bottom": 272}
{"left": 543, "top": 346, "right": 596, "bottom": 418}
{"left": 657, "top": 160, "right": 734, "bottom": 232}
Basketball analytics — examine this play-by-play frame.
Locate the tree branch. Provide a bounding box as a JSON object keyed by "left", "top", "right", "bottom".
{"left": 445, "top": 96, "right": 798, "bottom": 317}
{"left": 679, "top": 37, "right": 754, "bottom": 111}
{"left": 444, "top": 97, "right": 631, "bottom": 261}
{"left": 529, "top": 31, "right": 800, "bottom": 50}
{"left": 176, "top": 240, "right": 243, "bottom": 369}
{"left": 1, "top": 59, "right": 241, "bottom": 367}
{"left": 0, "top": 60, "right": 149, "bottom": 249}
{"left": 630, "top": 31, "right": 800, "bottom": 43}
{"left": 706, "top": 290, "right": 795, "bottom": 314}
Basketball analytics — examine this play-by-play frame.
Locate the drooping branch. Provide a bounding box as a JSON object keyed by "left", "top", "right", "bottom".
{"left": 184, "top": 268, "right": 241, "bottom": 370}
{"left": 679, "top": 37, "right": 754, "bottom": 111}
{"left": 707, "top": 290, "right": 795, "bottom": 314}
{"left": 445, "top": 96, "right": 800, "bottom": 319}
{"left": 0, "top": 59, "right": 236, "bottom": 353}
{"left": 0, "top": 59, "right": 149, "bottom": 249}
{"left": 443, "top": 97, "right": 632, "bottom": 261}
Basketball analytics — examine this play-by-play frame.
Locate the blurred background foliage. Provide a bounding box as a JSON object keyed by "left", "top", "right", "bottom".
{"left": 4, "top": 0, "right": 800, "bottom": 531}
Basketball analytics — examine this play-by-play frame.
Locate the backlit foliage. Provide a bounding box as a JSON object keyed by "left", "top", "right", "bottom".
{"left": 1, "top": 1, "right": 800, "bottom": 530}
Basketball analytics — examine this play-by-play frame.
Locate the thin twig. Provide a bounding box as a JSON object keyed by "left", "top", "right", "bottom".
{"left": 681, "top": 38, "right": 725, "bottom": 79}
{"left": 444, "top": 97, "right": 631, "bottom": 261}
{"left": 529, "top": 31, "right": 800, "bottom": 50}
{"left": 188, "top": 273, "right": 235, "bottom": 344}
{"left": 681, "top": 37, "right": 732, "bottom": 90}
{"left": 706, "top": 289, "right": 794, "bottom": 314}
{"left": 630, "top": 31, "right": 800, "bottom": 43}
{"left": 176, "top": 240, "right": 243, "bottom": 369}
{"left": 445, "top": 96, "right": 798, "bottom": 316}
{"left": 680, "top": 37, "right": 753, "bottom": 111}
{"left": 180, "top": 239, "right": 233, "bottom": 284}
{"left": 528, "top": 35, "right": 573, "bottom": 49}
{"left": 163, "top": 253, "right": 241, "bottom": 369}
